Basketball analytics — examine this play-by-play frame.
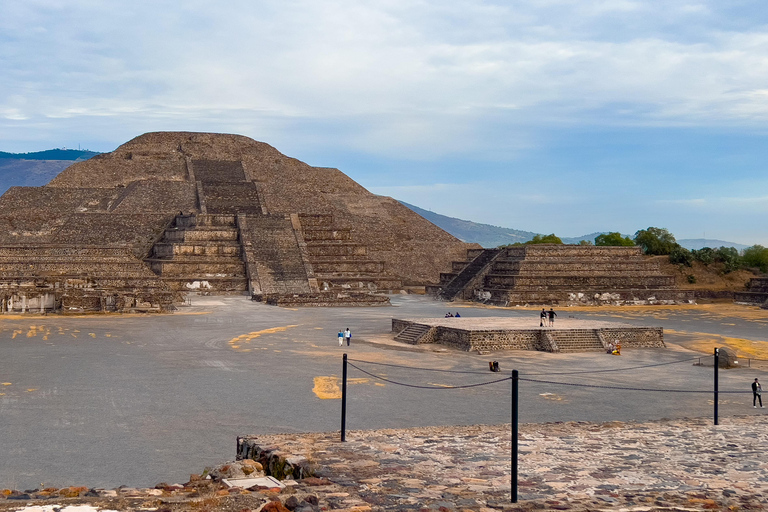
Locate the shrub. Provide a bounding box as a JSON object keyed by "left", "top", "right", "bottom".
{"left": 742, "top": 245, "right": 768, "bottom": 273}
{"left": 687, "top": 274, "right": 697, "bottom": 284}
{"left": 526, "top": 234, "right": 563, "bottom": 244}
{"left": 692, "top": 247, "right": 715, "bottom": 265}
{"left": 715, "top": 246, "right": 742, "bottom": 273}
{"left": 669, "top": 245, "right": 694, "bottom": 267}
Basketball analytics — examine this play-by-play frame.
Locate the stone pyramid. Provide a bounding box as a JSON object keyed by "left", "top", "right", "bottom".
{"left": 0, "top": 132, "right": 471, "bottom": 312}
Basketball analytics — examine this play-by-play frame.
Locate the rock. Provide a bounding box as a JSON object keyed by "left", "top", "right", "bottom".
{"left": 718, "top": 348, "right": 738, "bottom": 368}
{"left": 301, "top": 477, "right": 332, "bottom": 486}
{"left": 262, "top": 501, "right": 291, "bottom": 512}
{"left": 284, "top": 495, "right": 301, "bottom": 510}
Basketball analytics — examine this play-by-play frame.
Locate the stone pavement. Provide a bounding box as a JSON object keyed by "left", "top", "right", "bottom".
{"left": 3, "top": 415, "right": 768, "bottom": 511}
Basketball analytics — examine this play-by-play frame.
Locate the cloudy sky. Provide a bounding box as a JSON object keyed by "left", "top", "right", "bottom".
{"left": 1, "top": 0, "right": 767, "bottom": 245}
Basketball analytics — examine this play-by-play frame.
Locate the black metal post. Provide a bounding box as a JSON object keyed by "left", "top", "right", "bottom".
{"left": 511, "top": 370, "right": 518, "bottom": 503}
{"left": 714, "top": 347, "right": 719, "bottom": 426}
{"left": 341, "top": 353, "right": 348, "bottom": 441}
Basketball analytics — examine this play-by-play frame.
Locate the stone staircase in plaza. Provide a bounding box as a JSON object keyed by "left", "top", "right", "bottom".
{"left": 299, "top": 214, "right": 402, "bottom": 293}
{"left": 437, "top": 245, "right": 692, "bottom": 305}
{"left": 546, "top": 329, "right": 605, "bottom": 352}
{"left": 393, "top": 323, "right": 433, "bottom": 344}
{"left": 734, "top": 277, "right": 768, "bottom": 307}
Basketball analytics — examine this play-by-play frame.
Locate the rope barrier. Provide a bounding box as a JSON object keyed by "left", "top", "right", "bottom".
{"left": 347, "top": 358, "right": 490, "bottom": 375}
{"left": 521, "top": 356, "right": 701, "bottom": 376}
{"left": 348, "top": 362, "right": 512, "bottom": 390}
{"left": 519, "top": 376, "right": 750, "bottom": 394}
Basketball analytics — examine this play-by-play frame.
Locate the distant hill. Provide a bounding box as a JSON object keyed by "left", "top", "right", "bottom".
{"left": 398, "top": 201, "right": 537, "bottom": 246}
{"left": 677, "top": 239, "right": 749, "bottom": 251}
{"left": 0, "top": 149, "right": 99, "bottom": 160}
{"left": 0, "top": 149, "right": 99, "bottom": 194}
{"left": 398, "top": 201, "right": 751, "bottom": 251}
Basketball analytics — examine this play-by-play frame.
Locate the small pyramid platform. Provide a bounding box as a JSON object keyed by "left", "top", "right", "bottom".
{"left": 433, "top": 245, "right": 694, "bottom": 306}
{"left": 0, "top": 132, "right": 471, "bottom": 312}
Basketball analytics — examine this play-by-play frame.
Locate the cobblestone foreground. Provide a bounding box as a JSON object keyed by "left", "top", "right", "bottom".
{"left": 2, "top": 415, "right": 768, "bottom": 511}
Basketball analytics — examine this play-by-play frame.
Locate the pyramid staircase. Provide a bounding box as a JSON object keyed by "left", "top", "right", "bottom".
{"left": 144, "top": 214, "right": 249, "bottom": 293}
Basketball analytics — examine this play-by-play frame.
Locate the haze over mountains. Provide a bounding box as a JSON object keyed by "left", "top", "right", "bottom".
{"left": 0, "top": 150, "right": 750, "bottom": 251}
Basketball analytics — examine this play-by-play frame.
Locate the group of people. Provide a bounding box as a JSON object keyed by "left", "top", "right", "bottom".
{"left": 338, "top": 328, "right": 351, "bottom": 347}
{"left": 444, "top": 312, "right": 461, "bottom": 318}
{"left": 539, "top": 308, "right": 557, "bottom": 327}
{"left": 606, "top": 341, "right": 621, "bottom": 355}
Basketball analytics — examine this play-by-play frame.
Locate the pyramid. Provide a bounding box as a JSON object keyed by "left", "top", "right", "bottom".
{"left": 0, "top": 132, "right": 472, "bottom": 312}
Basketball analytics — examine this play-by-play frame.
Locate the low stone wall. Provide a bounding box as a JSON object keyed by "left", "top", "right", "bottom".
{"left": 236, "top": 436, "right": 319, "bottom": 480}
{"left": 598, "top": 327, "right": 664, "bottom": 348}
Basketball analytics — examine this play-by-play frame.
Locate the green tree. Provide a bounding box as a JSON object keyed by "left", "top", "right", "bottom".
{"left": 526, "top": 234, "right": 563, "bottom": 244}
{"left": 742, "top": 245, "right": 768, "bottom": 273}
{"left": 594, "top": 232, "right": 635, "bottom": 246}
{"left": 633, "top": 227, "right": 677, "bottom": 255}
{"left": 578, "top": 239, "right": 593, "bottom": 246}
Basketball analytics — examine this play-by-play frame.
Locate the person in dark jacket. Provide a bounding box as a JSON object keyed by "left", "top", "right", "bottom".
{"left": 753, "top": 378, "right": 763, "bottom": 408}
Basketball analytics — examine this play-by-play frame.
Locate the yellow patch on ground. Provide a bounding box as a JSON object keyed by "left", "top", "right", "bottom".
{"left": 89, "top": 333, "right": 96, "bottom": 338}
{"left": 0, "top": 393, "right": 4, "bottom": 396}
{"left": 428, "top": 383, "right": 454, "bottom": 388}
{"left": 70, "top": 333, "right": 77, "bottom": 338}
{"left": 313, "top": 376, "right": 342, "bottom": 399}
{"left": 314, "top": 327, "right": 323, "bottom": 330}
{"left": 312, "top": 377, "right": 370, "bottom": 399}
{"left": 105, "top": 333, "right": 112, "bottom": 337}
{"left": 25, "top": 388, "right": 37, "bottom": 392}
{"left": 2, "top": 383, "right": 11, "bottom": 386}
{"left": 540, "top": 392, "right": 567, "bottom": 401}
{"left": 227, "top": 325, "right": 299, "bottom": 351}
{"left": 374, "top": 383, "right": 385, "bottom": 387}
{"left": 11, "top": 330, "right": 22, "bottom": 339}
{"left": 665, "top": 329, "right": 768, "bottom": 359}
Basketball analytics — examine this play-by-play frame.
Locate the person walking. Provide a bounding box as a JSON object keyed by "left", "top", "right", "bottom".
{"left": 548, "top": 308, "right": 557, "bottom": 327}
{"left": 338, "top": 329, "right": 344, "bottom": 347}
{"left": 753, "top": 378, "right": 763, "bottom": 408}
{"left": 540, "top": 308, "right": 547, "bottom": 327}
{"left": 344, "top": 328, "right": 351, "bottom": 347}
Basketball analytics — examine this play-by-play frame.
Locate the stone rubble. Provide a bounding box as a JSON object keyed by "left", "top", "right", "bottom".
{"left": 2, "top": 415, "right": 768, "bottom": 511}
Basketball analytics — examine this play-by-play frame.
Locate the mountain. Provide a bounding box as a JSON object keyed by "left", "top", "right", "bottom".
{"left": 0, "top": 149, "right": 99, "bottom": 194}
{"left": 398, "top": 201, "right": 537, "bottom": 246}
{"left": 398, "top": 201, "right": 751, "bottom": 251}
{"left": 676, "top": 239, "right": 750, "bottom": 251}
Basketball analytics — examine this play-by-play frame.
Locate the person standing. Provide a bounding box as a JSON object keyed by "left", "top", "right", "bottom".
{"left": 753, "top": 378, "right": 763, "bottom": 408}
{"left": 540, "top": 308, "right": 547, "bottom": 327}
{"left": 344, "top": 328, "right": 351, "bottom": 347}
{"left": 548, "top": 308, "right": 557, "bottom": 327}
{"left": 338, "top": 329, "right": 344, "bottom": 347}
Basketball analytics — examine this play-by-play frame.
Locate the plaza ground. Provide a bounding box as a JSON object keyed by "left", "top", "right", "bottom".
{"left": 0, "top": 295, "right": 766, "bottom": 490}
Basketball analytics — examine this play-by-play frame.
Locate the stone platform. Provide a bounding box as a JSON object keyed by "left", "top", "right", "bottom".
{"left": 392, "top": 317, "right": 664, "bottom": 352}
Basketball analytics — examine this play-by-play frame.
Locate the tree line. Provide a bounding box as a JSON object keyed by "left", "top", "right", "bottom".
{"left": 500, "top": 228, "right": 768, "bottom": 274}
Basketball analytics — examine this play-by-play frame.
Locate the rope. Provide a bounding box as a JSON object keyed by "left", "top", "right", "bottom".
{"left": 519, "top": 376, "right": 750, "bottom": 394}
{"left": 347, "top": 358, "right": 490, "bottom": 375}
{"left": 348, "top": 362, "right": 512, "bottom": 390}
{"left": 521, "top": 356, "right": 701, "bottom": 376}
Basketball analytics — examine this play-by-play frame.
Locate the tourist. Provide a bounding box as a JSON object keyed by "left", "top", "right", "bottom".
{"left": 344, "top": 328, "right": 352, "bottom": 347}
{"left": 455, "top": 312, "right": 461, "bottom": 317}
{"left": 606, "top": 342, "right": 615, "bottom": 354}
{"left": 338, "top": 329, "right": 344, "bottom": 347}
{"left": 548, "top": 308, "right": 557, "bottom": 327}
{"left": 753, "top": 378, "right": 763, "bottom": 408}
{"left": 540, "top": 308, "right": 547, "bottom": 327}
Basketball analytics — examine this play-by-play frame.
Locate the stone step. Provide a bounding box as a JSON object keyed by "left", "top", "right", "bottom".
{"left": 302, "top": 229, "right": 352, "bottom": 242}
{"left": 394, "top": 324, "right": 431, "bottom": 344}
{"left": 484, "top": 275, "right": 676, "bottom": 288}
{"left": 306, "top": 243, "right": 368, "bottom": 257}
{"left": 164, "top": 228, "right": 239, "bottom": 243}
